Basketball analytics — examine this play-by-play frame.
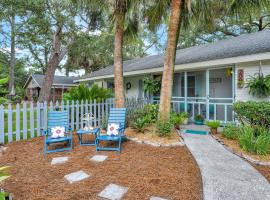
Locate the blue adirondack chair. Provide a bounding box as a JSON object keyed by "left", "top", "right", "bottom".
{"left": 43, "top": 111, "right": 73, "bottom": 157}
{"left": 95, "top": 108, "right": 126, "bottom": 152}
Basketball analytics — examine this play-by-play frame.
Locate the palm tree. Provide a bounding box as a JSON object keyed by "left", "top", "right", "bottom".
{"left": 158, "top": 0, "right": 190, "bottom": 122}
{"left": 109, "top": 0, "right": 141, "bottom": 108}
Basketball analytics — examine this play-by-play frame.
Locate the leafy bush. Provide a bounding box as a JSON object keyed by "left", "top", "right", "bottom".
{"left": 170, "top": 112, "right": 184, "bottom": 128}
{"left": 246, "top": 73, "right": 270, "bottom": 97}
{"left": 156, "top": 121, "right": 174, "bottom": 137}
{"left": 238, "top": 126, "right": 270, "bottom": 155}
{"left": 0, "top": 97, "right": 11, "bottom": 105}
{"left": 127, "top": 104, "right": 158, "bottom": 127}
{"left": 143, "top": 104, "right": 159, "bottom": 122}
{"left": 131, "top": 118, "right": 148, "bottom": 133}
{"left": 222, "top": 123, "right": 239, "bottom": 140}
{"left": 180, "top": 112, "right": 189, "bottom": 119}
{"left": 206, "top": 121, "right": 220, "bottom": 129}
{"left": 63, "top": 84, "right": 113, "bottom": 102}
{"left": 233, "top": 101, "right": 270, "bottom": 129}
{"left": 143, "top": 76, "right": 161, "bottom": 94}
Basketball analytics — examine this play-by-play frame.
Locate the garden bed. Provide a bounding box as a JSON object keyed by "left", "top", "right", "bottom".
{"left": 125, "top": 126, "right": 183, "bottom": 147}
{"left": 213, "top": 133, "right": 270, "bottom": 182}
{"left": 0, "top": 134, "right": 202, "bottom": 200}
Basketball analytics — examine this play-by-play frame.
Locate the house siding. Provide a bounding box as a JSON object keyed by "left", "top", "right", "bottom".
{"left": 235, "top": 61, "right": 270, "bottom": 101}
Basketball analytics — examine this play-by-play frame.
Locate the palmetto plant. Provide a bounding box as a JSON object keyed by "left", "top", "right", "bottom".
{"left": 63, "top": 84, "right": 113, "bottom": 102}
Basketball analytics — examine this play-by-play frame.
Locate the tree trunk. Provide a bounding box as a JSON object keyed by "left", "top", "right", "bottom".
{"left": 113, "top": 12, "right": 125, "bottom": 108}
{"left": 159, "top": 0, "right": 182, "bottom": 122}
{"left": 8, "top": 14, "right": 16, "bottom": 97}
{"left": 38, "top": 31, "right": 62, "bottom": 102}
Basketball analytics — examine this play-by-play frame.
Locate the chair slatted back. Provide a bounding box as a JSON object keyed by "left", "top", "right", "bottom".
{"left": 108, "top": 108, "right": 127, "bottom": 128}
{"left": 48, "top": 111, "right": 69, "bottom": 130}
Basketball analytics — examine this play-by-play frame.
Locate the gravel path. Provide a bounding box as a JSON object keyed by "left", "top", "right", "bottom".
{"left": 182, "top": 133, "right": 270, "bottom": 200}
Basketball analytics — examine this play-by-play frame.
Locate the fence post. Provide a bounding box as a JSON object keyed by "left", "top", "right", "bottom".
{"left": 76, "top": 100, "right": 79, "bottom": 130}
{"left": 80, "top": 100, "right": 84, "bottom": 129}
{"left": 44, "top": 101, "right": 47, "bottom": 131}
{"left": 50, "top": 101, "right": 53, "bottom": 111}
{"left": 7, "top": 104, "right": 12, "bottom": 143}
{"left": 16, "top": 103, "right": 20, "bottom": 141}
{"left": 71, "top": 101, "right": 74, "bottom": 130}
{"left": 0, "top": 105, "right": 4, "bottom": 144}
{"left": 23, "top": 102, "right": 27, "bottom": 140}
{"left": 36, "top": 102, "right": 40, "bottom": 137}
{"left": 89, "top": 99, "right": 93, "bottom": 126}
{"left": 94, "top": 99, "right": 97, "bottom": 127}
{"left": 30, "top": 102, "right": 34, "bottom": 138}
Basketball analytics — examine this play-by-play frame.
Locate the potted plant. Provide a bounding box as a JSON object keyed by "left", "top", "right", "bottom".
{"left": 180, "top": 112, "right": 189, "bottom": 125}
{"left": 194, "top": 114, "right": 204, "bottom": 125}
{"left": 206, "top": 121, "right": 220, "bottom": 134}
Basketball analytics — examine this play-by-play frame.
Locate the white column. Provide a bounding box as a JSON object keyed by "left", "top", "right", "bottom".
{"left": 206, "top": 69, "right": 210, "bottom": 120}
{"left": 184, "top": 71, "right": 187, "bottom": 112}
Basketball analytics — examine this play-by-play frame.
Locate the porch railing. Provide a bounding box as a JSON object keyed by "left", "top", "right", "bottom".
{"left": 153, "top": 96, "right": 234, "bottom": 123}
{"left": 0, "top": 98, "right": 150, "bottom": 144}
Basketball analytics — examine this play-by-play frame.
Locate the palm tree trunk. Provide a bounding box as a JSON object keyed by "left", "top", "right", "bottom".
{"left": 8, "top": 14, "right": 16, "bottom": 97}
{"left": 113, "top": 12, "right": 125, "bottom": 108}
{"left": 159, "top": 0, "right": 182, "bottom": 122}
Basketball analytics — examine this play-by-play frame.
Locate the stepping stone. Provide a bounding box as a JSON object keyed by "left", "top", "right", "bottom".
{"left": 90, "top": 155, "right": 108, "bottom": 162}
{"left": 64, "top": 170, "right": 90, "bottom": 184}
{"left": 150, "top": 197, "right": 168, "bottom": 200}
{"left": 51, "top": 157, "right": 68, "bottom": 165}
{"left": 98, "top": 183, "right": 129, "bottom": 200}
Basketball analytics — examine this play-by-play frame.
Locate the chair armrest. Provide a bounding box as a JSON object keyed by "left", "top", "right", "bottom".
{"left": 96, "top": 128, "right": 101, "bottom": 137}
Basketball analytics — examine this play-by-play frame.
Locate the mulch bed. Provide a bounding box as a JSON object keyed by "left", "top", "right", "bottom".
{"left": 213, "top": 133, "right": 270, "bottom": 182}
{"left": 0, "top": 134, "right": 203, "bottom": 200}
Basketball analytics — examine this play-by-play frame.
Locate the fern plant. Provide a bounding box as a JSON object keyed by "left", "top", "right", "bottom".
{"left": 246, "top": 73, "right": 270, "bottom": 98}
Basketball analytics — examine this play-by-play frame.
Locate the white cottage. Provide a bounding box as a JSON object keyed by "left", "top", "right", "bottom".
{"left": 75, "top": 30, "right": 270, "bottom": 122}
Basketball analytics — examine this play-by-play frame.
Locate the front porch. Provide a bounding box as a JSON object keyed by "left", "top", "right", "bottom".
{"left": 153, "top": 67, "right": 235, "bottom": 123}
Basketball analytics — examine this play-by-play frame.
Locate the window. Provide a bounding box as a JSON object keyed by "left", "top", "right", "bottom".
{"left": 181, "top": 76, "right": 196, "bottom": 97}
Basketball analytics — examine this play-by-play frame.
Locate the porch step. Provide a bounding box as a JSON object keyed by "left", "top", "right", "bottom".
{"left": 181, "top": 124, "right": 209, "bottom": 135}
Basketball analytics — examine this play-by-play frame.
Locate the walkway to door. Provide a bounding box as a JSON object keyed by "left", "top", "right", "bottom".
{"left": 182, "top": 133, "right": 270, "bottom": 200}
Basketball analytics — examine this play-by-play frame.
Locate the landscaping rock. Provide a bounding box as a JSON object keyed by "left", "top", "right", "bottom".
{"left": 51, "top": 157, "right": 68, "bottom": 165}
{"left": 150, "top": 197, "right": 168, "bottom": 200}
{"left": 98, "top": 183, "right": 128, "bottom": 200}
{"left": 90, "top": 155, "right": 108, "bottom": 162}
{"left": 64, "top": 170, "right": 90, "bottom": 184}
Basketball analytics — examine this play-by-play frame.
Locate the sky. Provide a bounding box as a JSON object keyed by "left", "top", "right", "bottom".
{"left": 0, "top": 16, "right": 167, "bottom": 77}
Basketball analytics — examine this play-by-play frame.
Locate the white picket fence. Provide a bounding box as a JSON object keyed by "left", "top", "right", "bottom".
{"left": 0, "top": 98, "right": 149, "bottom": 144}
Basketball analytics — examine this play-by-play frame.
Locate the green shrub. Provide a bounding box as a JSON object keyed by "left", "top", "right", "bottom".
{"left": 0, "top": 97, "right": 11, "bottom": 105}
{"left": 238, "top": 126, "right": 270, "bottom": 155}
{"left": 63, "top": 84, "right": 113, "bottom": 102}
{"left": 222, "top": 123, "right": 239, "bottom": 140}
{"left": 156, "top": 121, "right": 174, "bottom": 137}
{"left": 233, "top": 101, "right": 270, "bottom": 128}
{"left": 170, "top": 112, "right": 184, "bottom": 128}
{"left": 180, "top": 112, "right": 189, "bottom": 119}
{"left": 206, "top": 121, "right": 220, "bottom": 129}
{"left": 0, "top": 166, "right": 10, "bottom": 199}
{"left": 143, "top": 104, "right": 159, "bottom": 122}
{"left": 131, "top": 118, "right": 148, "bottom": 133}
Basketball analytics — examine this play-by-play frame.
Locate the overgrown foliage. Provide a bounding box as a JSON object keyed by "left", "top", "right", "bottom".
{"left": 222, "top": 123, "right": 239, "bottom": 140}
{"left": 206, "top": 121, "right": 220, "bottom": 129}
{"left": 233, "top": 101, "right": 270, "bottom": 129}
{"left": 238, "top": 126, "right": 270, "bottom": 155}
{"left": 246, "top": 73, "right": 270, "bottom": 98}
{"left": 0, "top": 166, "right": 10, "bottom": 199}
{"left": 143, "top": 76, "right": 161, "bottom": 94}
{"left": 63, "top": 84, "right": 113, "bottom": 102}
{"left": 156, "top": 120, "right": 174, "bottom": 137}
{"left": 170, "top": 112, "right": 184, "bottom": 128}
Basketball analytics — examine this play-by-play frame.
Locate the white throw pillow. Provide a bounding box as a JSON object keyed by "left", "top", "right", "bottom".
{"left": 51, "top": 126, "right": 65, "bottom": 138}
{"left": 107, "top": 123, "right": 120, "bottom": 136}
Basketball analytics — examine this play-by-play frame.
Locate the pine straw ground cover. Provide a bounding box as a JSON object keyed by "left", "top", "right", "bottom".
{"left": 0, "top": 134, "right": 203, "bottom": 200}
